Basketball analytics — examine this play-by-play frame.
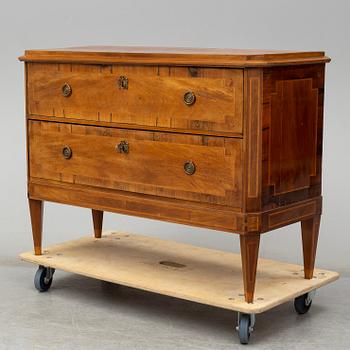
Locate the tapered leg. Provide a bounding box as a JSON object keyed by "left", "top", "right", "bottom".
{"left": 240, "top": 233, "right": 260, "bottom": 303}
{"left": 29, "top": 199, "right": 43, "bottom": 255}
{"left": 301, "top": 214, "right": 321, "bottom": 279}
{"left": 92, "top": 209, "right": 104, "bottom": 238}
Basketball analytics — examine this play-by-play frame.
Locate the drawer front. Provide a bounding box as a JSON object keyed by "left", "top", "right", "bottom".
{"left": 28, "top": 121, "right": 243, "bottom": 208}
{"left": 27, "top": 63, "right": 243, "bottom": 134}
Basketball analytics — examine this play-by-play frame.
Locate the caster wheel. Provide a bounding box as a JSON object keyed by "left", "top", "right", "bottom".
{"left": 34, "top": 266, "right": 55, "bottom": 292}
{"left": 294, "top": 291, "right": 314, "bottom": 314}
{"left": 237, "top": 313, "right": 253, "bottom": 345}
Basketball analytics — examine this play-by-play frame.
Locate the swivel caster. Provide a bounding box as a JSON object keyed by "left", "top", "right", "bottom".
{"left": 236, "top": 312, "right": 255, "bottom": 344}
{"left": 34, "top": 265, "right": 55, "bottom": 292}
{"left": 294, "top": 290, "right": 316, "bottom": 314}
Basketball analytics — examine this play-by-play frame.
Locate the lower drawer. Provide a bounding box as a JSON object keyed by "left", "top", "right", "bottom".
{"left": 28, "top": 121, "right": 242, "bottom": 207}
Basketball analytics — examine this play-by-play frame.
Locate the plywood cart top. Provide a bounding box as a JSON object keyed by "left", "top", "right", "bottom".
{"left": 20, "top": 231, "right": 339, "bottom": 314}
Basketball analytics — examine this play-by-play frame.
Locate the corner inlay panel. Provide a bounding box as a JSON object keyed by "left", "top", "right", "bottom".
{"left": 269, "top": 78, "right": 318, "bottom": 195}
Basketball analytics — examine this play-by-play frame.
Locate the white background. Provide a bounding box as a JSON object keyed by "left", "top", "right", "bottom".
{"left": 0, "top": 0, "right": 349, "bottom": 274}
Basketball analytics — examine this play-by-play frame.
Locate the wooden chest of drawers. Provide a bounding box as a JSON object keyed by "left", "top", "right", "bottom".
{"left": 19, "top": 46, "right": 330, "bottom": 303}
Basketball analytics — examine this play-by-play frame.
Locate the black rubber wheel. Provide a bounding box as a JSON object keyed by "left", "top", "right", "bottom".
{"left": 238, "top": 313, "right": 251, "bottom": 345}
{"left": 34, "top": 266, "right": 54, "bottom": 292}
{"left": 294, "top": 293, "right": 312, "bottom": 314}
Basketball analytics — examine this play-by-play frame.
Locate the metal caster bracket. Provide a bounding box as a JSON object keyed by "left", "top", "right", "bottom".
{"left": 41, "top": 265, "right": 55, "bottom": 284}
{"left": 305, "top": 289, "right": 317, "bottom": 306}
{"left": 236, "top": 312, "right": 256, "bottom": 333}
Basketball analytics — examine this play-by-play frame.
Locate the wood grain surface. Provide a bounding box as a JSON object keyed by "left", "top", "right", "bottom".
{"left": 20, "top": 231, "right": 339, "bottom": 313}
{"left": 262, "top": 64, "right": 325, "bottom": 209}
{"left": 28, "top": 120, "right": 243, "bottom": 207}
{"left": 19, "top": 46, "right": 330, "bottom": 67}
{"left": 27, "top": 63, "right": 243, "bottom": 134}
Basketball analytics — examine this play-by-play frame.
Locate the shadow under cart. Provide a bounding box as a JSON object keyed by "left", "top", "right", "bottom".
{"left": 20, "top": 231, "right": 339, "bottom": 345}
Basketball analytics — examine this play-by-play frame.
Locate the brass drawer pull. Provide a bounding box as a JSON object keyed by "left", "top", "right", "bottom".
{"left": 62, "top": 145, "right": 72, "bottom": 159}
{"left": 184, "top": 161, "right": 196, "bottom": 175}
{"left": 184, "top": 91, "right": 196, "bottom": 106}
{"left": 118, "top": 76, "right": 128, "bottom": 89}
{"left": 61, "top": 83, "right": 72, "bottom": 97}
{"left": 117, "top": 140, "right": 129, "bottom": 154}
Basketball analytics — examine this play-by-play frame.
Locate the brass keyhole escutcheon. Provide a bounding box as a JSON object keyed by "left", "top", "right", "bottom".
{"left": 61, "top": 83, "right": 72, "bottom": 97}
{"left": 117, "top": 140, "right": 129, "bottom": 154}
{"left": 184, "top": 91, "right": 196, "bottom": 106}
{"left": 118, "top": 76, "right": 128, "bottom": 89}
{"left": 62, "top": 145, "right": 72, "bottom": 159}
{"left": 184, "top": 161, "right": 196, "bottom": 175}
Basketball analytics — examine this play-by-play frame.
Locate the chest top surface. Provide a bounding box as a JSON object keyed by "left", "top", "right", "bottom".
{"left": 19, "top": 46, "right": 330, "bottom": 67}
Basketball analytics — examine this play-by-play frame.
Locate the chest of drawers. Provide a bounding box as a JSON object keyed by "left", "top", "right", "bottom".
{"left": 19, "top": 46, "right": 330, "bottom": 303}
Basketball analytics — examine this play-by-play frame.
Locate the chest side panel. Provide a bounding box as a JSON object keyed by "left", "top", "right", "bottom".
{"left": 262, "top": 64, "right": 325, "bottom": 209}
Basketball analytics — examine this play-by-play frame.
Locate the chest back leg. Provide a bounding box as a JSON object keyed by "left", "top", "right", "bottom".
{"left": 92, "top": 209, "right": 104, "bottom": 238}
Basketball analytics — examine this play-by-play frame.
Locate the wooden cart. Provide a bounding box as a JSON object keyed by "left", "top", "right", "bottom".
{"left": 20, "top": 231, "right": 338, "bottom": 344}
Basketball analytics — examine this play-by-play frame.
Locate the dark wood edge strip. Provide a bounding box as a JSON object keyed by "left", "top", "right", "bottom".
{"left": 243, "top": 197, "right": 322, "bottom": 233}
{"left": 27, "top": 180, "right": 322, "bottom": 235}
{"left": 243, "top": 69, "right": 263, "bottom": 212}
{"left": 19, "top": 55, "right": 331, "bottom": 67}
{"left": 29, "top": 178, "right": 241, "bottom": 211}
{"left": 28, "top": 180, "right": 245, "bottom": 233}
{"left": 261, "top": 197, "right": 322, "bottom": 232}
{"left": 27, "top": 115, "right": 244, "bottom": 139}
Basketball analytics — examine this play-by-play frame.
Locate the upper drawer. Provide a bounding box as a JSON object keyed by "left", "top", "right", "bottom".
{"left": 28, "top": 121, "right": 242, "bottom": 208}
{"left": 26, "top": 63, "right": 243, "bottom": 135}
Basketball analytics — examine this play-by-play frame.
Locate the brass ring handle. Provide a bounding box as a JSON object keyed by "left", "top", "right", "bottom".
{"left": 61, "top": 83, "right": 72, "bottom": 97}
{"left": 184, "top": 91, "right": 196, "bottom": 106}
{"left": 184, "top": 160, "right": 196, "bottom": 175}
{"left": 62, "top": 145, "right": 72, "bottom": 159}
{"left": 116, "top": 140, "right": 129, "bottom": 154}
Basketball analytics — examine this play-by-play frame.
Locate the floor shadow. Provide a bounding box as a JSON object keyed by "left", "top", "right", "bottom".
{"left": 41, "top": 270, "right": 329, "bottom": 345}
